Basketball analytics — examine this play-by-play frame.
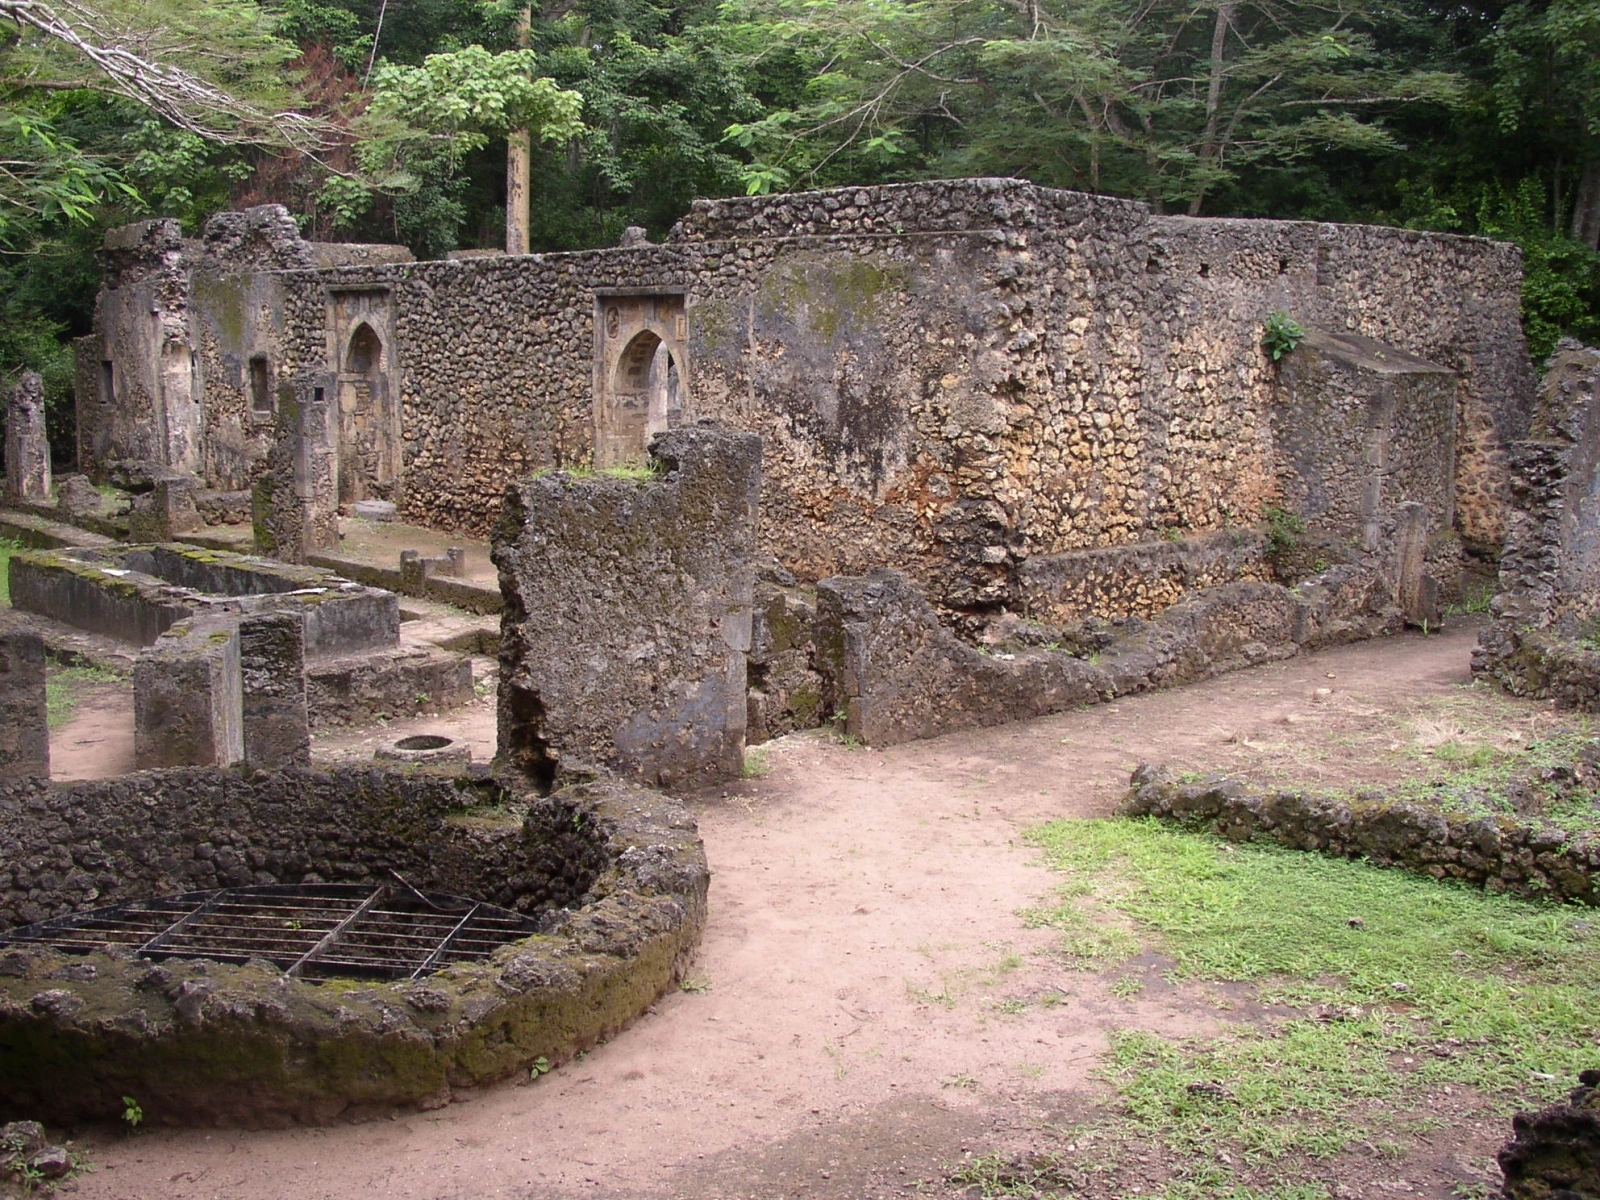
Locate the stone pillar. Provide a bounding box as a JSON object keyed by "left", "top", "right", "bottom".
{"left": 253, "top": 371, "right": 338, "bottom": 563}
{"left": 1393, "top": 502, "right": 1443, "bottom": 628}
{"left": 493, "top": 425, "right": 760, "bottom": 790}
{"left": 0, "top": 632, "right": 49, "bottom": 778}
{"left": 239, "top": 612, "right": 309, "bottom": 768}
{"left": 5, "top": 371, "right": 52, "bottom": 505}
{"left": 134, "top": 619, "right": 243, "bottom": 768}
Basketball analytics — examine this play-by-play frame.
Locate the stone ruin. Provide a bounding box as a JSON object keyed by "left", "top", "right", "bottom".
{"left": 0, "top": 175, "right": 1574, "bottom": 1128}
{"left": 62, "top": 177, "right": 1543, "bottom": 761}
{"left": 1474, "top": 339, "right": 1600, "bottom": 707}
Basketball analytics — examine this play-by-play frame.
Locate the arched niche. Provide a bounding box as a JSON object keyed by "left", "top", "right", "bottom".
{"left": 593, "top": 293, "right": 687, "bottom": 468}
{"left": 335, "top": 319, "right": 397, "bottom": 504}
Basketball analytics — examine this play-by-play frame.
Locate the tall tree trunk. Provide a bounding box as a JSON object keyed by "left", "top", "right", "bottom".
{"left": 505, "top": 5, "right": 533, "bottom": 255}
{"left": 1572, "top": 159, "right": 1600, "bottom": 251}
{"left": 1188, "top": 1, "right": 1233, "bottom": 217}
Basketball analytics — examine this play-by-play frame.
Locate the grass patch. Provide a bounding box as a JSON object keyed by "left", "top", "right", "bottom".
{"left": 46, "top": 663, "right": 124, "bottom": 730}
{"left": 1016, "top": 817, "right": 1600, "bottom": 1197}
{"left": 1369, "top": 724, "right": 1600, "bottom": 835}
{"left": 741, "top": 746, "right": 769, "bottom": 778}
{"left": 0, "top": 536, "right": 22, "bottom": 607}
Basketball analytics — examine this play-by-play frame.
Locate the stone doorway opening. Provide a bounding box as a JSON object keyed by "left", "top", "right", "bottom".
{"left": 593, "top": 291, "right": 687, "bottom": 467}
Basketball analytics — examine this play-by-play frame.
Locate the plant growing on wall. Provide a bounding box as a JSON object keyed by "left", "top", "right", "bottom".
{"left": 1262, "top": 310, "right": 1305, "bottom": 361}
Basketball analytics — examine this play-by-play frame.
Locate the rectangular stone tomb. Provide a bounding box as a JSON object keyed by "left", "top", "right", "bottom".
{"left": 8, "top": 544, "right": 398, "bottom": 658}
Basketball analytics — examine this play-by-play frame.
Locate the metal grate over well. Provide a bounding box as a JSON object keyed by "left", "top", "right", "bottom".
{"left": 0, "top": 882, "right": 538, "bottom": 981}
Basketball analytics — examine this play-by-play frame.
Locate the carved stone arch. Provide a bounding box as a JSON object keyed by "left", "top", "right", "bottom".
{"left": 593, "top": 292, "right": 688, "bottom": 467}
{"left": 345, "top": 322, "right": 382, "bottom": 375}
{"left": 328, "top": 291, "right": 401, "bottom": 507}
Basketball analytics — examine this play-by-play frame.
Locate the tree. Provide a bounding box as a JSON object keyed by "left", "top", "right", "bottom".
{"left": 719, "top": 0, "right": 1462, "bottom": 214}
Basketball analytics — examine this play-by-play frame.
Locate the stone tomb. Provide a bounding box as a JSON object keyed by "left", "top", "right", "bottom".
{"left": 7, "top": 542, "right": 471, "bottom": 758}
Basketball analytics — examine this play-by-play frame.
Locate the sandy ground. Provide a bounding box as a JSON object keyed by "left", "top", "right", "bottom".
{"left": 50, "top": 621, "right": 1520, "bottom": 1200}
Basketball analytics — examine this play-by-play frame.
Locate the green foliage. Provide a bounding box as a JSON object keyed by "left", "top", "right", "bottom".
{"left": 0, "top": 537, "right": 20, "bottom": 608}
{"left": 1476, "top": 179, "right": 1600, "bottom": 365}
{"left": 121, "top": 1095, "right": 143, "bottom": 1129}
{"left": 1023, "top": 817, "right": 1600, "bottom": 1193}
{"left": 1261, "top": 505, "right": 1306, "bottom": 558}
{"left": 1261, "top": 311, "right": 1305, "bottom": 362}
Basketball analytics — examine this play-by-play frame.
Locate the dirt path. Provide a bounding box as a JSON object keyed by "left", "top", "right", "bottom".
{"left": 73, "top": 623, "right": 1504, "bottom": 1200}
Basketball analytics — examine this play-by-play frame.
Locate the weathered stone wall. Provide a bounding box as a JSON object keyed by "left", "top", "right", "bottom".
{"left": 1272, "top": 328, "right": 1458, "bottom": 544}
{"left": 0, "top": 770, "right": 707, "bottom": 1126}
{"left": 1122, "top": 764, "right": 1600, "bottom": 906}
{"left": 493, "top": 426, "right": 759, "bottom": 789}
{"left": 1474, "top": 341, "right": 1600, "bottom": 706}
{"left": 814, "top": 562, "right": 1400, "bottom": 747}
{"left": 85, "top": 181, "right": 1532, "bottom": 621}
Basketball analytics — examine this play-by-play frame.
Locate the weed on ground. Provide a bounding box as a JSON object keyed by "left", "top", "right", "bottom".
{"left": 0, "top": 537, "right": 21, "bottom": 608}
{"left": 46, "top": 663, "right": 124, "bottom": 730}
{"left": 976, "top": 817, "right": 1600, "bottom": 1199}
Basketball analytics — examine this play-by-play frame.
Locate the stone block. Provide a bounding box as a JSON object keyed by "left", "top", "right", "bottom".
{"left": 127, "top": 477, "right": 201, "bottom": 541}
{"left": 0, "top": 633, "right": 49, "bottom": 779}
{"left": 239, "top": 612, "right": 309, "bottom": 768}
{"left": 133, "top": 619, "right": 243, "bottom": 768}
{"left": 4, "top": 372, "right": 51, "bottom": 506}
{"left": 54, "top": 475, "right": 103, "bottom": 519}
{"left": 306, "top": 645, "right": 473, "bottom": 727}
{"left": 1273, "top": 328, "right": 1458, "bottom": 549}
{"left": 493, "top": 425, "right": 760, "bottom": 790}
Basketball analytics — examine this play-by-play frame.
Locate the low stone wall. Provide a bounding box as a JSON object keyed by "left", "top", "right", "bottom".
{"left": 1120, "top": 765, "right": 1600, "bottom": 905}
{"left": 0, "top": 769, "right": 707, "bottom": 1126}
{"left": 9, "top": 544, "right": 398, "bottom": 657}
{"left": 815, "top": 564, "right": 1400, "bottom": 748}
{"left": 1016, "top": 529, "right": 1268, "bottom": 623}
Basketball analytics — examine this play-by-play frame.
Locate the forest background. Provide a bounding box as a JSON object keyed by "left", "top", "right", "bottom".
{"left": 3, "top": 0, "right": 1599, "bottom": 459}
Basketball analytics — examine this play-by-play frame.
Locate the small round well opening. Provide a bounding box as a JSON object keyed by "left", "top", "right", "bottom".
{"left": 396, "top": 735, "right": 453, "bottom": 751}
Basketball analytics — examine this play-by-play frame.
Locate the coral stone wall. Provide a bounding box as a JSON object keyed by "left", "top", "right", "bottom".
{"left": 84, "top": 181, "right": 1534, "bottom": 618}
{"left": 494, "top": 426, "right": 760, "bottom": 790}
{"left": 1475, "top": 341, "right": 1600, "bottom": 706}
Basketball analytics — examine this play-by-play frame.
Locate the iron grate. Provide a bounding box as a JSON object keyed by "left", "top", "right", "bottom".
{"left": 0, "top": 882, "right": 540, "bottom": 982}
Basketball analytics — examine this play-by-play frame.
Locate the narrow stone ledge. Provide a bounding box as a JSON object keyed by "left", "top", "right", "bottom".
{"left": 1119, "top": 764, "right": 1600, "bottom": 906}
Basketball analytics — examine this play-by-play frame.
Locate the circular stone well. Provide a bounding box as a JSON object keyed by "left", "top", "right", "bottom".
{"left": 374, "top": 733, "right": 473, "bottom": 773}
{"left": 0, "top": 768, "right": 706, "bottom": 1127}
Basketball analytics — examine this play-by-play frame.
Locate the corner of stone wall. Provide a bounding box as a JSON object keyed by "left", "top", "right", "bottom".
{"left": 1474, "top": 341, "right": 1600, "bottom": 707}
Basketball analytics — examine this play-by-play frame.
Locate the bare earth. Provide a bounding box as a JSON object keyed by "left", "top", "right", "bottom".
{"left": 59, "top": 620, "right": 1543, "bottom": 1200}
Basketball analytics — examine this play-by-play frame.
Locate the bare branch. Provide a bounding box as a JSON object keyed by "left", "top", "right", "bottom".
{"left": 0, "top": 0, "right": 330, "bottom": 151}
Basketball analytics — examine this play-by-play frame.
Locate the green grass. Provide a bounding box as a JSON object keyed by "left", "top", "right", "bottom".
{"left": 0, "top": 536, "right": 22, "bottom": 607}
{"left": 1014, "top": 817, "right": 1600, "bottom": 1197}
{"left": 46, "top": 663, "right": 124, "bottom": 729}
{"left": 1371, "top": 725, "right": 1600, "bottom": 835}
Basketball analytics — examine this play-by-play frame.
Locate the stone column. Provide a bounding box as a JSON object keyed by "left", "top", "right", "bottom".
{"left": 134, "top": 618, "right": 243, "bottom": 768}
{"left": 253, "top": 371, "right": 338, "bottom": 563}
{"left": 239, "top": 612, "right": 309, "bottom": 768}
{"left": 0, "top": 632, "right": 49, "bottom": 778}
{"left": 5, "top": 371, "right": 52, "bottom": 505}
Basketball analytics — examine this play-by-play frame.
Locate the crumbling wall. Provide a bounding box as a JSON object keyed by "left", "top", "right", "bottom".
{"left": 814, "top": 563, "right": 1399, "bottom": 748}
{"left": 493, "top": 425, "right": 759, "bottom": 789}
{"left": 90, "top": 181, "right": 1531, "bottom": 624}
{"left": 1474, "top": 341, "right": 1600, "bottom": 706}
